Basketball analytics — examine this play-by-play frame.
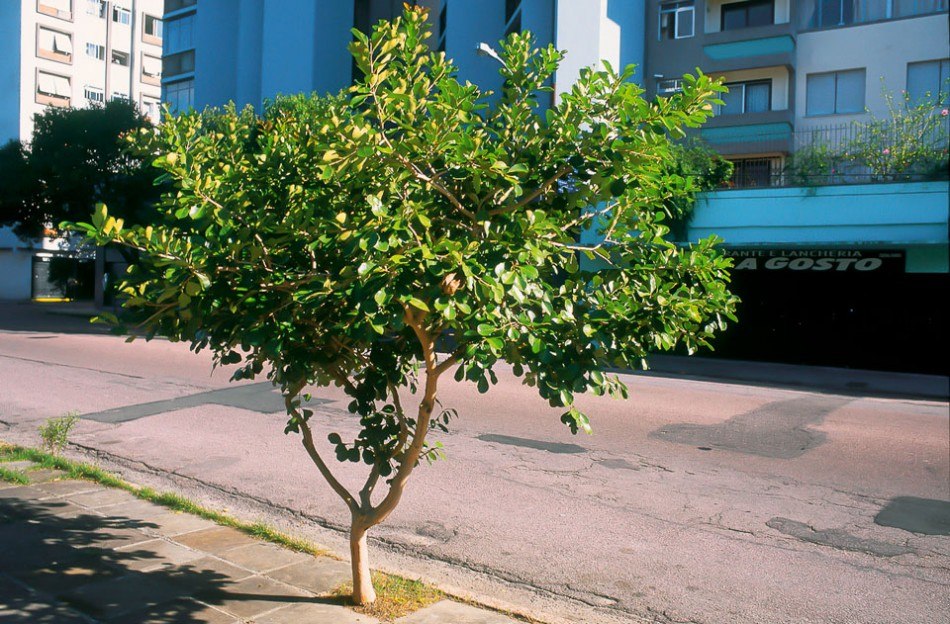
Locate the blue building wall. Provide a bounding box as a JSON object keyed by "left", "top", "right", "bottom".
{"left": 0, "top": 0, "right": 22, "bottom": 143}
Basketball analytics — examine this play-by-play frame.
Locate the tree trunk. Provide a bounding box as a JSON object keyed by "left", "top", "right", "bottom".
{"left": 350, "top": 519, "right": 376, "bottom": 605}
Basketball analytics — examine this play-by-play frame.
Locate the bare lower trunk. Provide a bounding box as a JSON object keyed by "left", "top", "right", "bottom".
{"left": 350, "top": 520, "right": 376, "bottom": 605}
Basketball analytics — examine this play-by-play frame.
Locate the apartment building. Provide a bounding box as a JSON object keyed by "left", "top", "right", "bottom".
{"left": 644, "top": 0, "right": 949, "bottom": 183}
{"left": 0, "top": 0, "right": 164, "bottom": 301}
{"left": 167, "top": 1, "right": 947, "bottom": 374}
{"left": 160, "top": 1, "right": 644, "bottom": 112}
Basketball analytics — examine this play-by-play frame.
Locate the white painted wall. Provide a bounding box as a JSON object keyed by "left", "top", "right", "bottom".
{"left": 796, "top": 13, "right": 950, "bottom": 130}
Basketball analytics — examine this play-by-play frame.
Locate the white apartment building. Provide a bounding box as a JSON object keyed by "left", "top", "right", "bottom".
{"left": 0, "top": 0, "right": 163, "bottom": 301}
{"left": 0, "top": 0, "right": 164, "bottom": 144}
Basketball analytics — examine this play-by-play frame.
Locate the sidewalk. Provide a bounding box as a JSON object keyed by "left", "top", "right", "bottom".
{"left": 0, "top": 464, "right": 517, "bottom": 624}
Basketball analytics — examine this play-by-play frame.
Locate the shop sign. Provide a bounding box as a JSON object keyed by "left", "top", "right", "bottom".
{"left": 724, "top": 249, "right": 905, "bottom": 273}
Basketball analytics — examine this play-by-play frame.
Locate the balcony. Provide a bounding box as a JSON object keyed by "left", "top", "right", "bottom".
{"left": 700, "top": 109, "right": 795, "bottom": 155}
{"left": 703, "top": 22, "right": 795, "bottom": 72}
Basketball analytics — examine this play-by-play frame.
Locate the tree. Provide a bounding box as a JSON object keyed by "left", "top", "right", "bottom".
{"left": 74, "top": 7, "right": 737, "bottom": 604}
{"left": 0, "top": 99, "right": 159, "bottom": 241}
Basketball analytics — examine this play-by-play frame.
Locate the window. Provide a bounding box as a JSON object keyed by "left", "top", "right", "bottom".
{"left": 37, "top": 0, "right": 71, "bottom": 20}
{"left": 505, "top": 0, "right": 522, "bottom": 36}
{"left": 722, "top": 0, "right": 774, "bottom": 31}
{"left": 38, "top": 26, "right": 72, "bottom": 60}
{"left": 86, "top": 0, "right": 104, "bottom": 17}
{"left": 112, "top": 6, "right": 131, "bottom": 25}
{"left": 163, "top": 78, "right": 194, "bottom": 113}
{"left": 37, "top": 70, "right": 71, "bottom": 101}
{"left": 86, "top": 42, "right": 104, "bottom": 60}
{"left": 718, "top": 80, "right": 772, "bottom": 114}
{"left": 142, "top": 54, "right": 162, "bottom": 82}
{"left": 659, "top": 1, "right": 695, "bottom": 40}
{"left": 143, "top": 14, "right": 163, "bottom": 40}
{"left": 84, "top": 85, "right": 104, "bottom": 103}
{"left": 164, "top": 13, "right": 195, "bottom": 54}
{"left": 907, "top": 59, "right": 950, "bottom": 103}
{"left": 111, "top": 50, "right": 130, "bottom": 66}
{"left": 163, "top": 50, "right": 195, "bottom": 77}
{"left": 111, "top": 92, "right": 128, "bottom": 101}
{"left": 164, "top": 0, "right": 196, "bottom": 12}
{"left": 141, "top": 96, "right": 161, "bottom": 122}
{"left": 657, "top": 78, "right": 684, "bottom": 95}
{"left": 806, "top": 0, "right": 948, "bottom": 29}
{"left": 806, "top": 69, "right": 866, "bottom": 115}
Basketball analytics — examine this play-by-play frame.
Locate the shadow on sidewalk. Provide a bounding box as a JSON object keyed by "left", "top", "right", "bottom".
{"left": 0, "top": 493, "right": 341, "bottom": 622}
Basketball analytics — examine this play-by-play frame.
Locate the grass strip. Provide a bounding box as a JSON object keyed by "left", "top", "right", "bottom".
{"left": 0, "top": 443, "right": 330, "bottom": 558}
{"left": 0, "top": 465, "right": 30, "bottom": 485}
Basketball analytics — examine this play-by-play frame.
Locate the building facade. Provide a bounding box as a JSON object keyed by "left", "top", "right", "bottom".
{"left": 164, "top": 1, "right": 946, "bottom": 375}
{"left": 0, "top": 0, "right": 164, "bottom": 301}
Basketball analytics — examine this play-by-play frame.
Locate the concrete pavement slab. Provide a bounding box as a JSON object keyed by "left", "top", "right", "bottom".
{"left": 0, "top": 461, "right": 36, "bottom": 471}
{"left": 164, "top": 556, "right": 255, "bottom": 587}
{"left": 66, "top": 488, "right": 137, "bottom": 509}
{"left": 114, "top": 538, "right": 206, "bottom": 571}
{"left": 395, "top": 600, "right": 520, "bottom": 623}
{"left": 60, "top": 573, "right": 182, "bottom": 617}
{"left": 217, "top": 541, "right": 310, "bottom": 573}
{"left": 23, "top": 469, "right": 68, "bottom": 483}
{"left": 267, "top": 557, "right": 352, "bottom": 595}
{"left": 104, "top": 598, "right": 238, "bottom": 624}
{"left": 256, "top": 601, "right": 380, "bottom": 623}
{"left": 174, "top": 525, "right": 260, "bottom": 554}
{"left": 32, "top": 480, "right": 104, "bottom": 498}
{"left": 135, "top": 509, "right": 216, "bottom": 538}
{"left": 194, "top": 574, "right": 311, "bottom": 619}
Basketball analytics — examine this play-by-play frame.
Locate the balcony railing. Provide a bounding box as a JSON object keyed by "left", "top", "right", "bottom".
{"left": 721, "top": 117, "right": 950, "bottom": 188}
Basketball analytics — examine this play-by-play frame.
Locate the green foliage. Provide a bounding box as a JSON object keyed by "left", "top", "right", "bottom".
{"left": 786, "top": 79, "right": 950, "bottom": 186}
{"left": 38, "top": 412, "right": 79, "bottom": 455}
{"left": 0, "top": 100, "right": 160, "bottom": 241}
{"left": 665, "top": 139, "right": 733, "bottom": 238}
{"left": 73, "top": 8, "right": 736, "bottom": 502}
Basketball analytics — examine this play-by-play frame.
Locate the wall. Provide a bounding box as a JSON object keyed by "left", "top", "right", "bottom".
{"left": 795, "top": 13, "right": 950, "bottom": 130}
{"left": 0, "top": 227, "right": 33, "bottom": 301}
{"left": 0, "top": 0, "right": 22, "bottom": 143}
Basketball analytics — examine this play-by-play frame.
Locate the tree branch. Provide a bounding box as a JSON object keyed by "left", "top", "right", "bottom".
{"left": 488, "top": 165, "right": 573, "bottom": 217}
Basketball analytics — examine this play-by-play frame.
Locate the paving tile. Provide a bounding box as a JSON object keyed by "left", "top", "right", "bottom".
{"left": 174, "top": 526, "right": 258, "bottom": 555}
{"left": 60, "top": 573, "right": 181, "bottom": 618}
{"left": 24, "top": 469, "right": 68, "bottom": 484}
{"left": 163, "top": 556, "right": 254, "bottom": 590}
{"left": 395, "top": 600, "right": 519, "bottom": 624}
{"left": 8, "top": 551, "right": 126, "bottom": 593}
{"left": 97, "top": 498, "right": 174, "bottom": 520}
{"left": 256, "top": 601, "right": 379, "bottom": 623}
{"left": 105, "top": 598, "right": 238, "bottom": 624}
{"left": 196, "top": 574, "right": 311, "bottom": 619}
{"left": 33, "top": 480, "right": 104, "bottom": 498}
{"left": 136, "top": 510, "right": 216, "bottom": 538}
{"left": 114, "top": 538, "right": 205, "bottom": 572}
{"left": 67, "top": 488, "right": 137, "bottom": 509}
{"left": 267, "top": 557, "right": 352, "bottom": 595}
{"left": 0, "top": 461, "right": 37, "bottom": 471}
{"left": 218, "top": 542, "right": 309, "bottom": 573}
{"left": 0, "top": 485, "right": 50, "bottom": 501}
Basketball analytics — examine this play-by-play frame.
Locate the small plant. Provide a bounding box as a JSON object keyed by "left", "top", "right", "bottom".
{"left": 38, "top": 412, "right": 79, "bottom": 455}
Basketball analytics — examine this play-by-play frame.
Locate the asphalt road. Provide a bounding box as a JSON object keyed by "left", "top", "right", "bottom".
{"left": 1, "top": 304, "right": 948, "bottom": 624}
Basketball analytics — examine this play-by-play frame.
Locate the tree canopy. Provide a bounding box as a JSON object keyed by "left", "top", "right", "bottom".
{"left": 76, "top": 7, "right": 738, "bottom": 604}
{"left": 0, "top": 99, "right": 159, "bottom": 240}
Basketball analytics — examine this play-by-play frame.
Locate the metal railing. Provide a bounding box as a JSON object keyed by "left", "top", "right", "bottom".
{"left": 721, "top": 117, "right": 950, "bottom": 188}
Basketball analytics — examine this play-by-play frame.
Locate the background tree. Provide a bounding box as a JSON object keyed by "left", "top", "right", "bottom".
{"left": 0, "top": 99, "right": 159, "bottom": 241}
{"left": 76, "top": 7, "right": 737, "bottom": 605}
